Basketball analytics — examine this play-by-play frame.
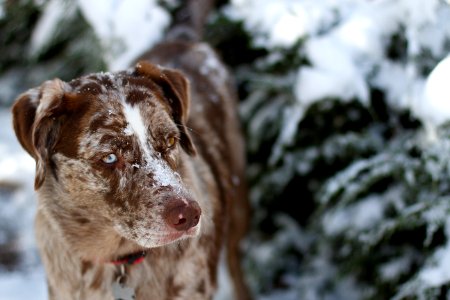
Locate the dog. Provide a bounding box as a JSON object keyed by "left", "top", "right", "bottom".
{"left": 11, "top": 1, "right": 250, "bottom": 299}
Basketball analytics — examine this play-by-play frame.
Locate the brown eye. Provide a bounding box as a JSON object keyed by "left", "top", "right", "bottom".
{"left": 166, "top": 136, "right": 177, "bottom": 149}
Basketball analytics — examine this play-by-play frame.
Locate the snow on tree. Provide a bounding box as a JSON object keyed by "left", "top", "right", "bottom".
{"left": 0, "top": 0, "right": 105, "bottom": 106}
{"left": 212, "top": 0, "right": 450, "bottom": 299}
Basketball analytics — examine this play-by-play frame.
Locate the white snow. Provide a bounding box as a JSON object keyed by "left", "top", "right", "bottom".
{"left": 295, "top": 36, "right": 369, "bottom": 105}
{"left": 0, "top": 1, "right": 4, "bottom": 20}
{"left": 77, "top": 0, "right": 170, "bottom": 71}
{"left": 214, "top": 248, "right": 233, "bottom": 300}
{"left": 0, "top": 269, "right": 47, "bottom": 300}
{"left": 417, "top": 56, "right": 450, "bottom": 134}
{"left": 379, "top": 256, "right": 413, "bottom": 281}
{"left": 0, "top": 110, "right": 47, "bottom": 300}
{"left": 197, "top": 44, "right": 228, "bottom": 84}
{"left": 123, "top": 125, "right": 133, "bottom": 136}
{"left": 323, "top": 195, "right": 385, "bottom": 236}
{"left": 30, "top": 0, "right": 74, "bottom": 56}
{"left": 229, "top": 0, "right": 450, "bottom": 133}
{"left": 419, "top": 220, "right": 450, "bottom": 287}
{"left": 226, "top": 0, "right": 344, "bottom": 48}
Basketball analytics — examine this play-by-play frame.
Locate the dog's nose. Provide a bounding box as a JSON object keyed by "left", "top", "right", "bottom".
{"left": 163, "top": 198, "right": 201, "bottom": 231}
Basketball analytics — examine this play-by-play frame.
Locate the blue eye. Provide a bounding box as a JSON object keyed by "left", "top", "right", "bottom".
{"left": 102, "top": 153, "right": 118, "bottom": 164}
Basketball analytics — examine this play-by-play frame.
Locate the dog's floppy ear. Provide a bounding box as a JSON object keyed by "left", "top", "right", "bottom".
{"left": 12, "top": 79, "right": 68, "bottom": 190}
{"left": 135, "top": 61, "right": 197, "bottom": 156}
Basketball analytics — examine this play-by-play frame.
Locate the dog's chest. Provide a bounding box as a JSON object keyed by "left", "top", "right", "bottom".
{"left": 133, "top": 246, "right": 215, "bottom": 299}
{"left": 80, "top": 242, "right": 215, "bottom": 300}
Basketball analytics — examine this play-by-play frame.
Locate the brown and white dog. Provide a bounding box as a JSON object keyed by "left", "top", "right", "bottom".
{"left": 11, "top": 2, "right": 250, "bottom": 300}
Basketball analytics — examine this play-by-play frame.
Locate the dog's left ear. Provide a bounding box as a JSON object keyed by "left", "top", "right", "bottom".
{"left": 135, "top": 61, "right": 197, "bottom": 156}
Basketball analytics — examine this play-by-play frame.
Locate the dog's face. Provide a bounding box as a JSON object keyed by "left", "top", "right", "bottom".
{"left": 12, "top": 62, "right": 202, "bottom": 260}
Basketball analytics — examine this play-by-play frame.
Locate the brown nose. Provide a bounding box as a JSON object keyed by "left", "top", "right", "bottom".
{"left": 163, "top": 198, "right": 201, "bottom": 231}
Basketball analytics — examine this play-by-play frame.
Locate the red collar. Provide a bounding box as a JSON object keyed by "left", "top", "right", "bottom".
{"left": 110, "top": 251, "right": 147, "bottom": 266}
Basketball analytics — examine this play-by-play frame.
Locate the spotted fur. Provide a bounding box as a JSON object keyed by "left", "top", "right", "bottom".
{"left": 12, "top": 41, "right": 251, "bottom": 300}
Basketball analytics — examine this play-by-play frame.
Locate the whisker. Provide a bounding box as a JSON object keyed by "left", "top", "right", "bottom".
{"left": 175, "top": 122, "right": 201, "bottom": 137}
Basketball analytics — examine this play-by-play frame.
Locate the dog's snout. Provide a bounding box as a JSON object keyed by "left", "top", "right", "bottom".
{"left": 163, "top": 198, "right": 201, "bottom": 231}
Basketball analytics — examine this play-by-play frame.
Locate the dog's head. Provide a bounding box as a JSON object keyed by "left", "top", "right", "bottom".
{"left": 12, "top": 61, "right": 202, "bottom": 259}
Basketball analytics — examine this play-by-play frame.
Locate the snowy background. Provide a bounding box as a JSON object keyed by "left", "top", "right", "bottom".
{"left": 1, "top": 0, "right": 450, "bottom": 299}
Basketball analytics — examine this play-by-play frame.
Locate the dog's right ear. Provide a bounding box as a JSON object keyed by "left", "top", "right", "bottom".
{"left": 12, "top": 79, "right": 68, "bottom": 190}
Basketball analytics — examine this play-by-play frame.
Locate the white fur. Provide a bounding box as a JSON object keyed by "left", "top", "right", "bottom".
{"left": 121, "top": 102, "right": 183, "bottom": 191}
{"left": 122, "top": 102, "right": 148, "bottom": 150}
